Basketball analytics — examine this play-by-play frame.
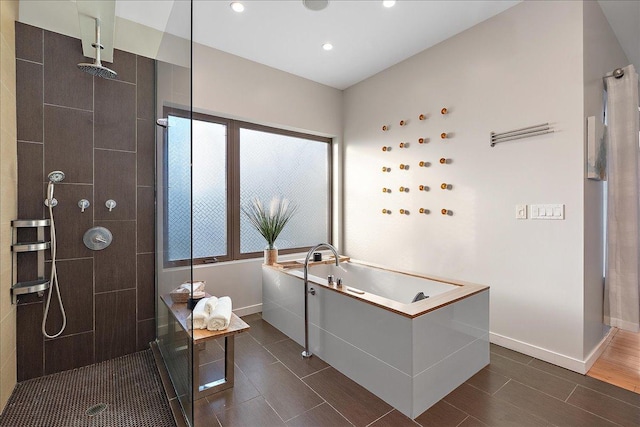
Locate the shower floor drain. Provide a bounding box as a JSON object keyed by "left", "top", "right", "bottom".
{"left": 86, "top": 403, "right": 108, "bottom": 417}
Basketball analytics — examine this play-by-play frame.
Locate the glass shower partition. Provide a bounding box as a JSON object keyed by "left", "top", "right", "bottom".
{"left": 155, "top": 1, "right": 196, "bottom": 425}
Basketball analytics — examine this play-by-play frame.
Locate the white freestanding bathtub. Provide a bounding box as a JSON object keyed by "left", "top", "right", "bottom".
{"left": 262, "top": 259, "right": 490, "bottom": 419}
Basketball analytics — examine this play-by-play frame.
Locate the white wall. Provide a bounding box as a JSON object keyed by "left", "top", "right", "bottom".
{"left": 582, "top": 1, "right": 629, "bottom": 360}
{"left": 343, "top": 1, "right": 598, "bottom": 370}
{"left": 156, "top": 41, "right": 343, "bottom": 315}
{"left": 154, "top": 0, "right": 627, "bottom": 371}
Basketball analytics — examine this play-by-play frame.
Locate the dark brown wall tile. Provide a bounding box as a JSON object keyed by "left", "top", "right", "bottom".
{"left": 43, "top": 31, "right": 93, "bottom": 110}
{"left": 110, "top": 49, "right": 136, "bottom": 84}
{"left": 137, "top": 186, "right": 155, "bottom": 253}
{"left": 16, "top": 61, "right": 43, "bottom": 142}
{"left": 15, "top": 23, "right": 43, "bottom": 63}
{"left": 44, "top": 258, "right": 93, "bottom": 337}
{"left": 94, "top": 150, "right": 136, "bottom": 220}
{"left": 94, "top": 220, "right": 136, "bottom": 293}
{"left": 137, "top": 56, "right": 155, "bottom": 120}
{"left": 16, "top": 25, "right": 156, "bottom": 380}
{"left": 44, "top": 332, "right": 94, "bottom": 375}
{"left": 137, "top": 119, "right": 155, "bottom": 186}
{"left": 43, "top": 183, "right": 93, "bottom": 260}
{"left": 137, "top": 319, "right": 155, "bottom": 351}
{"left": 94, "top": 80, "right": 135, "bottom": 151}
{"left": 137, "top": 253, "right": 155, "bottom": 320}
{"left": 16, "top": 252, "right": 40, "bottom": 288}
{"left": 95, "top": 290, "right": 136, "bottom": 362}
{"left": 17, "top": 303, "right": 44, "bottom": 381}
{"left": 17, "top": 142, "right": 43, "bottom": 218}
{"left": 44, "top": 105, "right": 93, "bottom": 184}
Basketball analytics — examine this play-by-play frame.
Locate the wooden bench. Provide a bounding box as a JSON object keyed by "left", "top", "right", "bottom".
{"left": 161, "top": 294, "right": 250, "bottom": 401}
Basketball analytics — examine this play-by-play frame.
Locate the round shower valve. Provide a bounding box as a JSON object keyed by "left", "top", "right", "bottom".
{"left": 83, "top": 226, "right": 113, "bottom": 251}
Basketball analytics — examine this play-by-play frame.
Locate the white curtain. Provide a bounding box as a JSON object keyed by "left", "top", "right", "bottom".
{"left": 604, "top": 64, "right": 640, "bottom": 332}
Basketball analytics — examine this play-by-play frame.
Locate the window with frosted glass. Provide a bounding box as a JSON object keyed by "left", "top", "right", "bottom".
{"left": 166, "top": 115, "right": 227, "bottom": 263}
{"left": 239, "top": 128, "right": 330, "bottom": 253}
{"left": 164, "top": 110, "right": 331, "bottom": 265}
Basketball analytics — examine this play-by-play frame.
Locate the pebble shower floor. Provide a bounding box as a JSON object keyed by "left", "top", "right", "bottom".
{"left": 0, "top": 350, "right": 175, "bottom": 427}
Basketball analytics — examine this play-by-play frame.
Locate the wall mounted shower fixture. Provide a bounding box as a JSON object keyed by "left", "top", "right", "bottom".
{"left": 77, "top": 17, "right": 117, "bottom": 79}
{"left": 78, "top": 199, "right": 90, "bottom": 213}
{"left": 44, "top": 170, "right": 65, "bottom": 207}
{"left": 83, "top": 226, "right": 113, "bottom": 251}
{"left": 105, "top": 199, "right": 116, "bottom": 212}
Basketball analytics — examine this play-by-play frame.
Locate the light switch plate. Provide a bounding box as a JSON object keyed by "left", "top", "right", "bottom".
{"left": 530, "top": 204, "right": 564, "bottom": 220}
{"left": 516, "top": 204, "right": 527, "bottom": 219}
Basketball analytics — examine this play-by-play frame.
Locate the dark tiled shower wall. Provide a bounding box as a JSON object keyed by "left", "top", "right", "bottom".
{"left": 14, "top": 22, "right": 156, "bottom": 381}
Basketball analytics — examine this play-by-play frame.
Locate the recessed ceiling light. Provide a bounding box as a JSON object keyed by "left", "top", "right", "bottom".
{"left": 382, "top": 0, "right": 396, "bottom": 8}
{"left": 322, "top": 43, "right": 333, "bottom": 51}
{"left": 303, "top": 0, "right": 329, "bottom": 11}
{"left": 230, "top": 2, "right": 245, "bottom": 13}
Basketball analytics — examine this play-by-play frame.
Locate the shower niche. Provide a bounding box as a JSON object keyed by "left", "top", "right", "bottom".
{"left": 10, "top": 219, "right": 51, "bottom": 304}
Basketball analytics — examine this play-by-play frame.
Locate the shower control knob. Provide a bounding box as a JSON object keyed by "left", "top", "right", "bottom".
{"left": 78, "top": 199, "right": 90, "bottom": 213}
{"left": 83, "top": 226, "right": 113, "bottom": 251}
{"left": 105, "top": 199, "right": 116, "bottom": 212}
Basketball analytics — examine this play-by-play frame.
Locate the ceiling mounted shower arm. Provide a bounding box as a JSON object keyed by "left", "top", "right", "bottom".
{"left": 76, "top": 0, "right": 115, "bottom": 62}
{"left": 76, "top": 16, "right": 117, "bottom": 80}
{"left": 92, "top": 18, "right": 104, "bottom": 66}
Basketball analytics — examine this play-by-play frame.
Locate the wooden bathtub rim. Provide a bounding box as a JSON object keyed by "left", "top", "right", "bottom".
{"left": 264, "top": 259, "right": 489, "bottom": 319}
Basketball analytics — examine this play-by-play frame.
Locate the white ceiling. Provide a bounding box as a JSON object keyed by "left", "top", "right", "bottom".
{"left": 19, "top": 0, "right": 640, "bottom": 90}
{"left": 116, "top": 0, "right": 520, "bottom": 89}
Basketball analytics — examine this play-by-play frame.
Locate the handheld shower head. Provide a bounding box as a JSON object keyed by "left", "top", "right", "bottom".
{"left": 48, "top": 171, "right": 65, "bottom": 183}
{"left": 46, "top": 171, "right": 65, "bottom": 204}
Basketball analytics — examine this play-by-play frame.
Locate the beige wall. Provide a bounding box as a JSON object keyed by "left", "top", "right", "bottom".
{"left": 0, "top": 0, "right": 18, "bottom": 410}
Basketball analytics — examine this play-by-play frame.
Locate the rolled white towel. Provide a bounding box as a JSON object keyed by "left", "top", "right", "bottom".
{"left": 204, "top": 296, "right": 218, "bottom": 315}
{"left": 206, "top": 296, "right": 232, "bottom": 331}
{"left": 180, "top": 281, "right": 205, "bottom": 293}
{"left": 187, "top": 297, "right": 209, "bottom": 330}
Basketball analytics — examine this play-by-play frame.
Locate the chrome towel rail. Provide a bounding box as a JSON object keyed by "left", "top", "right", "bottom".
{"left": 490, "top": 123, "right": 553, "bottom": 147}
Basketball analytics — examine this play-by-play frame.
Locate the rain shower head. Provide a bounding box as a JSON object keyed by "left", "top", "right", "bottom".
{"left": 48, "top": 171, "right": 65, "bottom": 183}
{"left": 77, "top": 62, "right": 117, "bottom": 79}
{"left": 77, "top": 18, "right": 117, "bottom": 80}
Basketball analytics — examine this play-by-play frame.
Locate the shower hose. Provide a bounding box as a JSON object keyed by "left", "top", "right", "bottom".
{"left": 42, "top": 181, "right": 67, "bottom": 338}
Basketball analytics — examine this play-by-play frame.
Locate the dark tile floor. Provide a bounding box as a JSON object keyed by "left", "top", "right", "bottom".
{"left": 0, "top": 350, "right": 175, "bottom": 427}
{"left": 184, "top": 313, "right": 640, "bottom": 427}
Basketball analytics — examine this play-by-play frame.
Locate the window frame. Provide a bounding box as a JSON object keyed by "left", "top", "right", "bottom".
{"left": 163, "top": 107, "right": 332, "bottom": 268}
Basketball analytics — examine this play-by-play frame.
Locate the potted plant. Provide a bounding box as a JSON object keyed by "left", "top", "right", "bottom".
{"left": 242, "top": 197, "right": 297, "bottom": 265}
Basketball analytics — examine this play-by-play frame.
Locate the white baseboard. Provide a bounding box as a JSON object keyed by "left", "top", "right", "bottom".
{"left": 490, "top": 329, "right": 614, "bottom": 375}
{"left": 583, "top": 327, "right": 616, "bottom": 373}
{"left": 233, "top": 303, "right": 262, "bottom": 317}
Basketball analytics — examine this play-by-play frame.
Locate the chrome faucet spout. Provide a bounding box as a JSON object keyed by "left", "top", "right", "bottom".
{"left": 302, "top": 243, "right": 339, "bottom": 358}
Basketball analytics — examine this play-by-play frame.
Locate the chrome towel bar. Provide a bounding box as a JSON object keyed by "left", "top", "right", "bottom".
{"left": 490, "top": 123, "right": 554, "bottom": 147}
